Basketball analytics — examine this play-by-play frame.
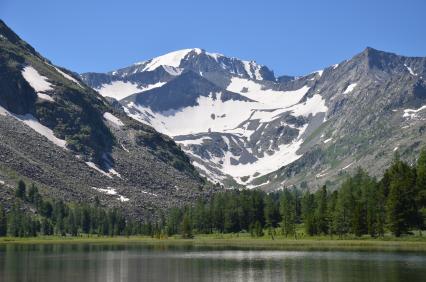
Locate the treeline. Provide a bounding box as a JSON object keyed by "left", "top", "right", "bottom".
{"left": 1, "top": 150, "right": 425, "bottom": 239}
{"left": 164, "top": 151, "right": 426, "bottom": 238}
{"left": 0, "top": 181, "right": 158, "bottom": 237}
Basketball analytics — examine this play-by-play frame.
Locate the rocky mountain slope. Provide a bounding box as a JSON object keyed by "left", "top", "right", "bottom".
{"left": 82, "top": 47, "right": 426, "bottom": 191}
{"left": 0, "top": 20, "right": 211, "bottom": 219}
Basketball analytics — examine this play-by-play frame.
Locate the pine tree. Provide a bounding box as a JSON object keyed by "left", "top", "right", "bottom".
{"left": 41, "top": 218, "right": 54, "bottom": 235}
{"left": 332, "top": 178, "right": 354, "bottom": 237}
{"left": 0, "top": 205, "right": 7, "bottom": 237}
{"left": 181, "top": 212, "right": 193, "bottom": 239}
{"left": 8, "top": 203, "right": 23, "bottom": 237}
{"left": 280, "top": 190, "right": 296, "bottom": 237}
{"left": 264, "top": 195, "right": 276, "bottom": 229}
{"left": 27, "top": 183, "right": 39, "bottom": 204}
{"left": 386, "top": 159, "right": 417, "bottom": 237}
{"left": 416, "top": 148, "right": 426, "bottom": 234}
{"left": 15, "top": 180, "right": 26, "bottom": 199}
{"left": 315, "top": 185, "right": 328, "bottom": 235}
{"left": 302, "top": 192, "right": 316, "bottom": 236}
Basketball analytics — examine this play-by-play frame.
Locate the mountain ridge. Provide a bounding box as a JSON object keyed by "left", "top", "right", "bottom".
{"left": 81, "top": 45, "right": 426, "bottom": 190}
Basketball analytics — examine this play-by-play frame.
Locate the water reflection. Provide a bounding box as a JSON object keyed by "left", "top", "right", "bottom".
{"left": 0, "top": 244, "right": 425, "bottom": 282}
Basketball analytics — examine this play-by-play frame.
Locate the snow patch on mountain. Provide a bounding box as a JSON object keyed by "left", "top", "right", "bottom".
{"left": 96, "top": 81, "right": 166, "bottom": 100}
{"left": 0, "top": 106, "right": 67, "bottom": 149}
{"left": 162, "top": 65, "right": 183, "bottom": 76}
{"left": 224, "top": 124, "right": 309, "bottom": 183}
{"left": 343, "top": 83, "right": 357, "bottom": 94}
{"left": 314, "top": 70, "right": 324, "bottom": 77}
{"left": 92, "top": 187, "right": 129, "bottom": 202}
{"left": 249, "top": 93, "right": 327, "bottom": 123}
{"left": 242, "top": 61, "right": 263, "bottom": 80}
{"left": 126, "top": 93, "right": 256, "bottom": 136}
{"left": 85, "top": 161, "right": 121, "bottom": 179}
{"left": 21, "top": 66, "right": 53, "bottom": 93}
{"left": 37, "top": 93, "right": 54, "bottom": 102}
{"left": 103, "top": 112, "right": 124, "bottom": 127}
{"left": 52, "top": 66, "right": 84, "bottom": 88}
{"left": 139, "top": 49, "right": 193, "bottom": 71}
{"left": 404, "top": 64, "right": 417, "bottom": 76}
{"left": 176, "top": 137, "right": 212, "bottom": 146}
{"left": 227, "top": 78, "right": 309, "bottom": 108}
{"left": 403, "top": 105, "right": 426, "bottom": 119}
{"left": 205, "top": 51, "right": 223, "bottom": 61}
{"left": 96, "top": 81, "right": 140, "bottom": 100}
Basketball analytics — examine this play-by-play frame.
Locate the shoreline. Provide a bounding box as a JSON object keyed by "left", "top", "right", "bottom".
{"left": 1, "top": 236, "right": 426, "bottom": 252}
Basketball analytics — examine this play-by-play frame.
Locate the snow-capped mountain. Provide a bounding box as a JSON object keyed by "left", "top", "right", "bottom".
{"left": 82, "top": 47, "right": 426, "bottom": 191}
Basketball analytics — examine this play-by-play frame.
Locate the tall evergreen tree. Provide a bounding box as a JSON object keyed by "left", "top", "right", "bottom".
{"left": 181, "top": 212, "right": 193, "bottom": 239}
{"left": 302, "top": 192, "right": 316, "bottom": 236}
{"left": 0, "top": 205, "right": 7, "bottom": 237}
{"left": 315, "top": 185, "right": 328, "bottom": 235}
{"left": 15, "top": 180, "right": 26, "bottom": 199}
{"left": 386, "top": 159, "right": 417, "bottom": 237}
{"left": 416, "top": 148, "right": 426, "bottom": 234}
{"left": 280, "top": 190, "right": 296, "bottom": 237}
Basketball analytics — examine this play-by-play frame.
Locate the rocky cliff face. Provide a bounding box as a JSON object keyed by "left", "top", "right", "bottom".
{"left": 0, "top": 20, "right": 211, "bottom": 219}
{"left": 82, "top": 46, "right": 426, "bottom": 191}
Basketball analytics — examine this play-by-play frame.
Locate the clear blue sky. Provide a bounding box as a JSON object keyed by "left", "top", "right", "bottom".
{"left": 1, "top": 0, "right": 425, "bottom": 76}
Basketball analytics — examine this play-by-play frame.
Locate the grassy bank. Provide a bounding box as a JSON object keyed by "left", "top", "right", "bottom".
{"left": 1, "top": 234, "right": 426, "bottom": 252}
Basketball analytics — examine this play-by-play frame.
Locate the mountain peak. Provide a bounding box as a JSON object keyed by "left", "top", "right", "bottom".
{"left": 103, "top": 48, "right": 275, "bottom": 81}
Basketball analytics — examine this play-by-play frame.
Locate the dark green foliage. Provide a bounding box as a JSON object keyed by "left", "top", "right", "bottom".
{"left": 280, "top": 190, "right": 296, "bottom": 237}
{"left": 2, "top": 149, "right": 425, "bottom": 239}
{"left": 15, "top": 180, "right": 26, "bottom": 199}
{"left": 315, "top": 186, "right": 328, "bottom": 235}
{"left": 0, "top": 205, "right": 7, "bottom": 236}
{"left": 0, "top": 181, "right": 155, "bottom": 238}
{"left": 385, "top": 159, "right": 417, "bottom": 236}
{"left": 181, "top": 213, "right": 193, "bottom": 239}
{"left": 159, "top": 149, "right": 426, "bottom": 238}
{"left": 302, "top": 192, "right": 316, "bottom": 236}
{"left": 416, "top": 149, "right": 426, "bottom": 233}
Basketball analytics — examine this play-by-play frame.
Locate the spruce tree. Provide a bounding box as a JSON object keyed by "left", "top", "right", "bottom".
{"left": 27, "top": 183, "right": 39, "bottom": 204}
{"left": 0, "top": 205, "right": 7, "bottom": 237}
{"left": 302, "top": 192, "right": 316, "bottom": 236}
{"left": 315, "top": 185, "right": 328, "bottom": 235}
{"left": 280, "top": 190, "right": 296, "bottom": 237}
{"left": 416, "top": 148, "right": 426, "bottom": 234}
{"left": 181, "top": 213, "right": 193, "bottom": 239}
{"left": 15, "top": 180, "right": 26, "bottom": 199}
{"left": 386, "top": 159, "right": 417, "bottom": 237}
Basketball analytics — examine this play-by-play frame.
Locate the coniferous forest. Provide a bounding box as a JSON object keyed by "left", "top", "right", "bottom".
{"left": 1, "top": 150, "right": 425, "bottom": 239}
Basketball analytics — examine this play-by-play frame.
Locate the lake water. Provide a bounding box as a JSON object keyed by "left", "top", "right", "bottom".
{"left": 0, "top": 244, "right": 425, "bottom": 282}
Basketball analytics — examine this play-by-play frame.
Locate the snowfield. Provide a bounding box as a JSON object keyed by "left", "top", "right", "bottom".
{"left": 137, "top": 49, "right": 194, "bottom": 71}
{"left": 87, "top": 49, "right": 334, "bottom": 186}
{"left": 96, "top": 81, "right": 166, "bottom": 100}
{"left": 226, "top": 77, "right": 310, "bottom": 108}
{"left": 96, "top": 81, "right": 140, "bottom": 100}
{"left": 123, "top": 74, "right": 329, "bottom": 185}
{"left": 221, "top": 125, "right": 307, "bottom": 183}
